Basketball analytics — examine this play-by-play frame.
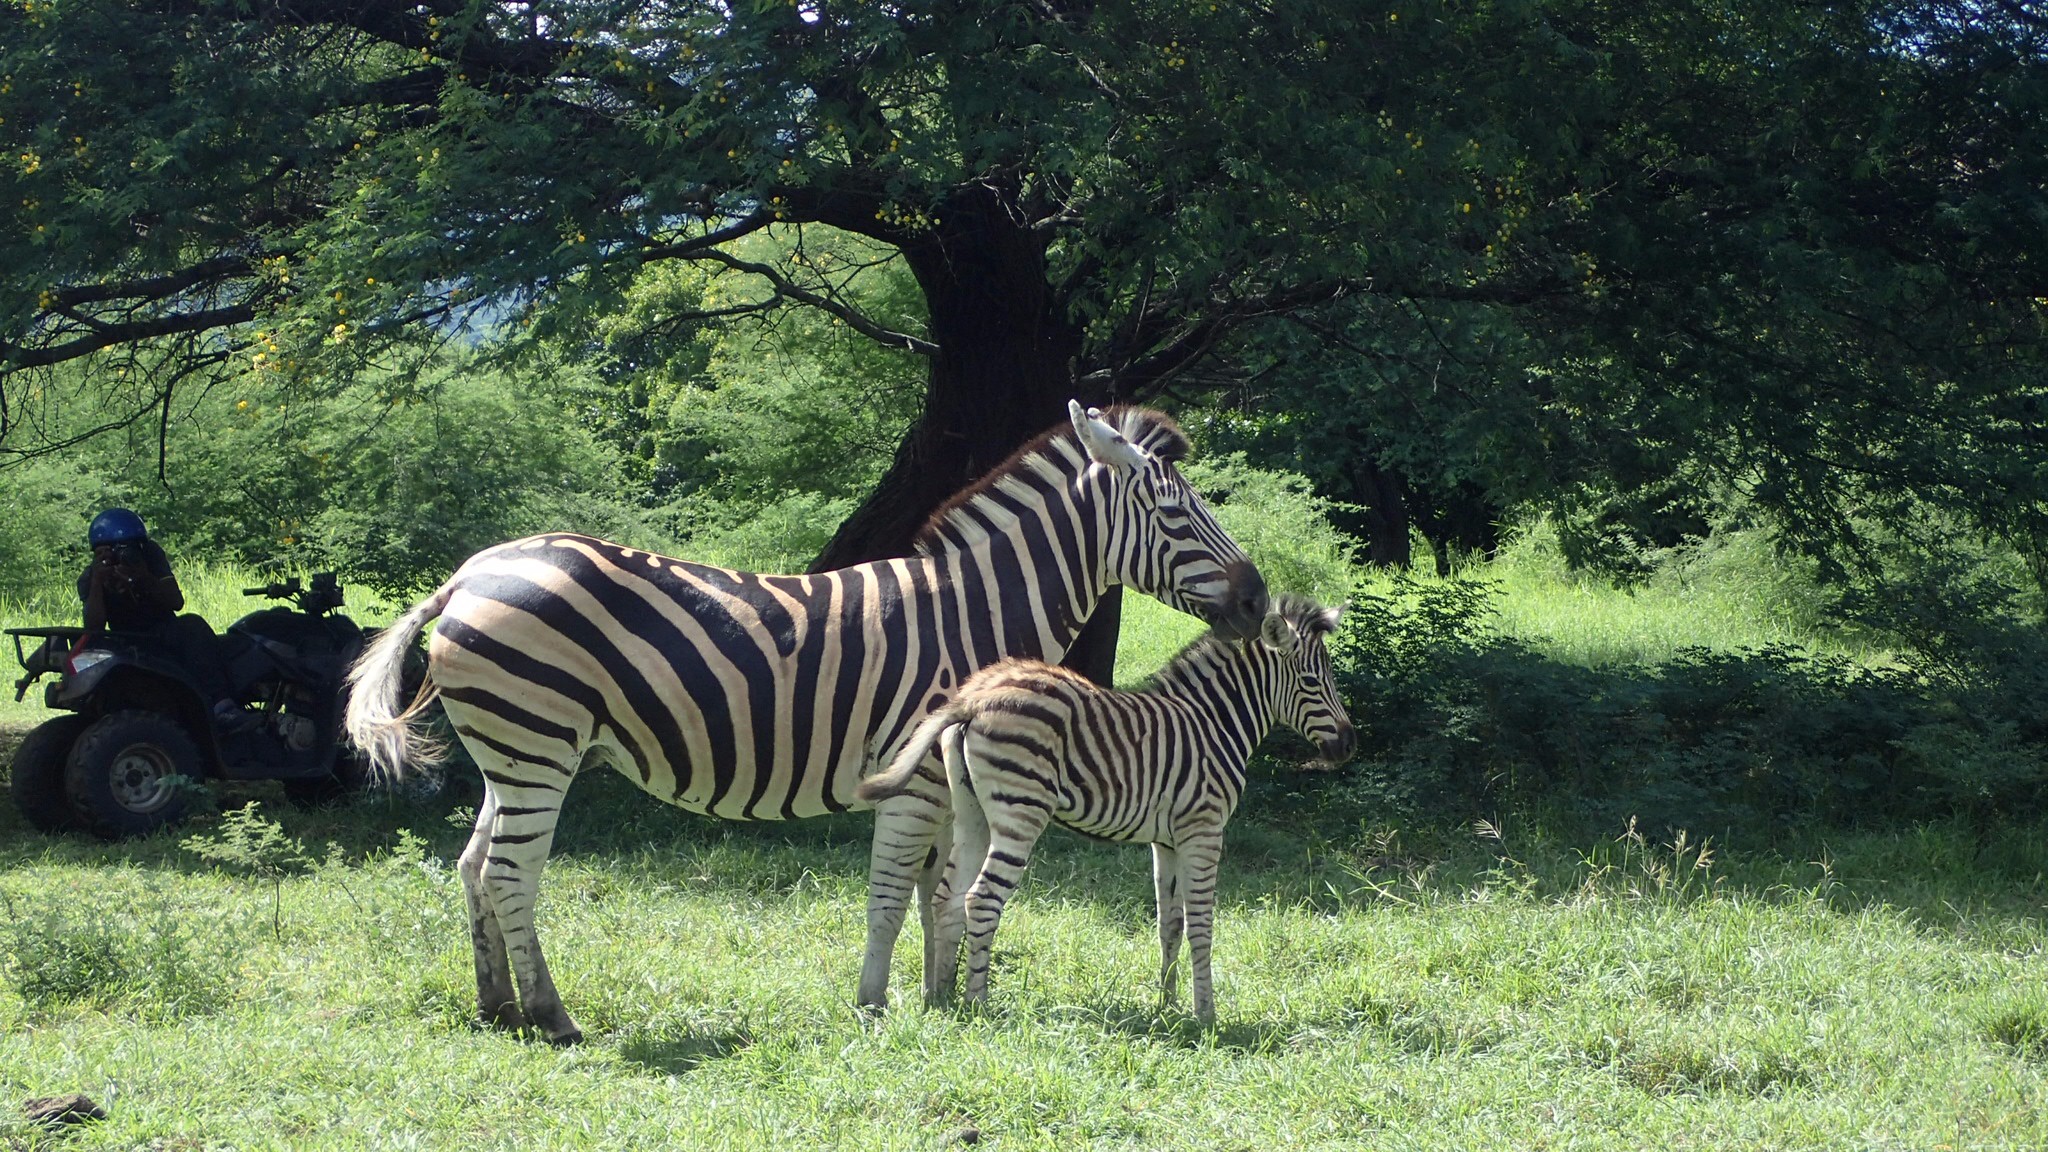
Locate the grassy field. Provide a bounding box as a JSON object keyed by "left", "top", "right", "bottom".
{"left": 0, "top": 763, "right": 2043, "bottom": 1151}
{"left": 4, "top": 554, "right": 2039, "bottom": 1150}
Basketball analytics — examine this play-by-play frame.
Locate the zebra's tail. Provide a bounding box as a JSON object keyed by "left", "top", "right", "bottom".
{"left": 855, "top": 708, "right": 961, "bottom": 804}
{"left": 344, "top": 580, "right": 454, "bottom": 782}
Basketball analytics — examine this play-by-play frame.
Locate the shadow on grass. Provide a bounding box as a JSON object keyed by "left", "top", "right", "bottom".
{"left": 614, "top": 1026, "right": 755, "bottom": 1076}
{"left": 0, "top": 742, "right": 884, "bottom": 896}
{"left": 1052, "top": 993, "right": 1506, "bottom": 1057}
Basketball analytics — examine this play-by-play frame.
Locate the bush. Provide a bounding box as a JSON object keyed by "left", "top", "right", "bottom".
{"left": 1328, "top": 574, "right": 2048, "bottom": 832}
{"left": 1183, "top": 453, "right": 1359, "bottom": 602}
{"left": 2, "top": 904, "right": 232, "bottom": 1019}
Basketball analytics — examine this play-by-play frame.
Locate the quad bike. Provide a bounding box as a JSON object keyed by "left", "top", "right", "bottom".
{"left": 7, "top": 573, "right": 416, "bottom": 840}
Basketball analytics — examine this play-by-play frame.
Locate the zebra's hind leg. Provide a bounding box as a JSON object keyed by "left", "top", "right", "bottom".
{"left": 471, "top": 752, "right": 583, "bottom": 1045}
{"left": 917, "top": 816, "right": 960, "bottom": 1004}
{"left": 856, "top": 769, "right": 950, "bottom": 1009}
{"left": 457, "top": 791, "right": 523, "bottom": 1031}
{"left": 1150, "top": 842, "right": 1185, "bottom": 1011}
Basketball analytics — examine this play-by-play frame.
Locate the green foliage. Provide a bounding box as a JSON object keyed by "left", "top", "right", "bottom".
{"left": 0, "top": 355, "right": 664, "bottom": 598}
{"left": 1484, "top": 518, "right": 1870, "bottom": 667}
{"left": 1183, "top": 454, "right": 1361, "bottom": 603}
{"left": 1329, "top": 573, "right": 2048, "bottom": 831}
{"left": 0, "top": 901, "right": 230, "bottom": 1020}
{"left": 0, "top": 453, "right": 104, "bottom": 600}
{"left": 671, "top": 490, "right": 858, "bottom": 575}
{"left": 182, "top": 801, "right": 314, "bottom": 879}
{"left": 590, "top": 227, "right": 926, "bottom": 508}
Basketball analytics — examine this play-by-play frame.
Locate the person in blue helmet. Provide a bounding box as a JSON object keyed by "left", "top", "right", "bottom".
{"left": 76, "top": 509, "right": 255, "bottom": 734}
{"left": 78, "top": 508, "right": 185, "bottom": 634}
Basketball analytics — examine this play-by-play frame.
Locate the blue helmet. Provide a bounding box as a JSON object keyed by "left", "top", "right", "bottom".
{"left": 87, "top": 508, "right": 148, "bottom": 547}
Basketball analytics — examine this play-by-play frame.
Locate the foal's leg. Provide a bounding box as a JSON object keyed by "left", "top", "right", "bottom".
{"left": 959, "top": 755, "right": 1054, "bottom": 1006}
{"left": 1177, "top": 828, "right": 1226, "bottom": 1027}
{"left": 924, "top": 725, "right": 975, "bottom": 1003}
{"left": 1150, "top": 842, "right": 1185, "bottom": 1010}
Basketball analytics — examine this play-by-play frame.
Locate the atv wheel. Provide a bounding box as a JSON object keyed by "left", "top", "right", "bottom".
{"left": 10, "top": 715, "right": 89, "bottom": 833}
{"left": 64, "top": 711, "right": 200, "bottom": 840}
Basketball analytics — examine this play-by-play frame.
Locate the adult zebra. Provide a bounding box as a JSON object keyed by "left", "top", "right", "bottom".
{"left": 345, "top": 401, "right": 1267, "bottom": 1044}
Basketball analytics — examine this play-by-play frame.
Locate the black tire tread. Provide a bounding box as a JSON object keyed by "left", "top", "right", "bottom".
{"left": 9, "top": 715, "right": 90, "bottom": 833}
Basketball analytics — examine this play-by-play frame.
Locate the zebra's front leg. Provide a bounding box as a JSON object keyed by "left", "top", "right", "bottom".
{"left": 1177, "top": 830, "right": 1225, "bottom": 1027}
{"left": 458, "top": 790, "right": 523, "bottom": 1032}
{"left": 473, "top": 757, "right": 582, "bottom": 1045}
{"left": 857, "top": 773, "right": 949, "bottom": 1009}
{"left": 1150, "top": 842, "right": 1185, "bottom": 1011}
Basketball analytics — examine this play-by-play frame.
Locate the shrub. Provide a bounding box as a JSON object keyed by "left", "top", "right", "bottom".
{"left": 1183, "top": 453, "right": 1359, "bottom": 601}
{"left": 1, "top": 904, "right": 232, "bottom": 1019}
{"left": 1328, "top": 574, "right": 2048, "bottom": 831}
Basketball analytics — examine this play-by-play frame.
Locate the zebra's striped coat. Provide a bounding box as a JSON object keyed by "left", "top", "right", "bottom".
{"left": 856, "top": 595, "right": 1353, "bottom": 1024}
{"left": 345, "top": 402, "right": 1268, "bottom": 1042}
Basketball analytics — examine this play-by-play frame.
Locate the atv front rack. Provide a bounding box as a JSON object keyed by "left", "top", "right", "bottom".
{"left": 6, "top": 626, "right": 86, "bottom": 702}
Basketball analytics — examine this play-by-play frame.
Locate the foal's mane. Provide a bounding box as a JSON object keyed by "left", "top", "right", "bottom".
{"left": 1150, "top": 592, "right": 1335, "bottom": 687}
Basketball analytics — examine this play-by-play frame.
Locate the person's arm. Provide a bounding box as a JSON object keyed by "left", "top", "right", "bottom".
{"left": 79, "top": 550, "right": 112, "bottom": 637}
{"left": 139, "top": 540, "right": 185, "bottom": 615}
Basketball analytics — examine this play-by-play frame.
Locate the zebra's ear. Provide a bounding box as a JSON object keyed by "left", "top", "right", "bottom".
{"left": 1310, "top": 604, "right": 1345, "bottom": 636}
{"left": 1069, "top": 400, "right": 1147, "bottom": 473}
{"left": 1259, "top": 612, "right": 1295, "bottom": 652}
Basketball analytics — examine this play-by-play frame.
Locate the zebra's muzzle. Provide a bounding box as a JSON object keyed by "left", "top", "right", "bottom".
{"left": 1320, "top": 723, "right": 1356, "bottom": 765}
{"left": 1205, "top": 560, "right": 1270, "bottom": 641}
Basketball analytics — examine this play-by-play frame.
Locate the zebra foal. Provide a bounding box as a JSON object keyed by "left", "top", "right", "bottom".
{"left": 857, "top": 594, "right": 1353, "bottom": 1024}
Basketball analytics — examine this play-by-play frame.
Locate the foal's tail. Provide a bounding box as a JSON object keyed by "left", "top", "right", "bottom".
{"left": 855, "top": 708, "right": 962, "bottom": 804}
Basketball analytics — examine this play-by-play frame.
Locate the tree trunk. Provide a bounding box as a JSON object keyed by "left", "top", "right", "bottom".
{"left": 809, "top": 183, "right": 1124, "bottom": 683}
{"left": 1343, "top": 458, "right": 1413, "bottom": 569}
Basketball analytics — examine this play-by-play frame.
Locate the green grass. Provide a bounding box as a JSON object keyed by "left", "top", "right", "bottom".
{"left": 1400, "top": 526, "right": 1890, "bottom": 670}
{"left": 0, "top": 760, "right": 2043, "bottom": 1151}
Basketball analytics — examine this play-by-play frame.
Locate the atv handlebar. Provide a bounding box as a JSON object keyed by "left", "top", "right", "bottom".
{"left": 241, "top": 572, "right": 346, "bottom": 616}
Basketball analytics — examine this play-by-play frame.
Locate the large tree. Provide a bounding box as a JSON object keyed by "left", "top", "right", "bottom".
{"left": 5, "top": 0, "right": 2045, "bottom": 645}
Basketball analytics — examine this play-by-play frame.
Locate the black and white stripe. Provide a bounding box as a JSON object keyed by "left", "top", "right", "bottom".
{"left": 345, "top": 401, "right": 1267, "bottom": 1042}
{"left": 856, "top": 595, "right": 1353, "bottom": 1024}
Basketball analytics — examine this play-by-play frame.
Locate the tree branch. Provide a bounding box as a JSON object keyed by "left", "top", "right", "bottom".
{"left": 2, "top": 303, "right": 258, "bottom": 372}
{"left": 679, "top": 248, "right": 939, "bottom": 357}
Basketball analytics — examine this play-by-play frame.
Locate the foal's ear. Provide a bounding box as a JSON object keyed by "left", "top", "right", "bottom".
{"left": 1309, "top": 603, "right": 1345, "bottom": 636}
{"left": 1069, "top": 400, "right": 1148, "bottom": 473}
{"left": 1258, "top": 612, "right": 1296, "bottom": 653}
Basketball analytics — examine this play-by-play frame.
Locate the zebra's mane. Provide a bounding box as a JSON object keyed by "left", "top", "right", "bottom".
{"left": 910, "top": 406, "right": 1191, "bottom": 556}
{"left": 1149, "top": 593, "right": 1336, "bottom": 689}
